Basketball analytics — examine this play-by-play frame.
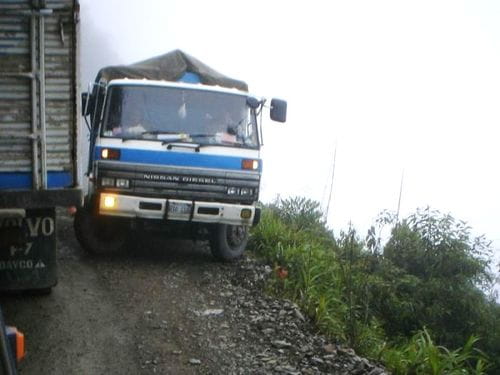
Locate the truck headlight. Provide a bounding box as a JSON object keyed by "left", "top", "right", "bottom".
{"left": 102, "top": 194, "right": 117, "bottom": 209}
{"left": 116, "top": 178, "right": 130, "bottom": 188}
{"left": 241, "top": 208, "right": 252, "bottom": 219}
{"left": 101, "top": 148, "right": 121, "bottom": 160}
{"left": 101, "top": 177, "right": 115, "bottom": 187}
{"left": 227, "top": 187, "right": 240, "bottom": 195}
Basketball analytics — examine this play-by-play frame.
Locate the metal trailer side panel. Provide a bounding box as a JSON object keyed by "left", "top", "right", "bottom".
{"left": 0, "top": 0, "right": 80, "bottom": 207}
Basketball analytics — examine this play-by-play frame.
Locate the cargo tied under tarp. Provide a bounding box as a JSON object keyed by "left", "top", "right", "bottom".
{"left": 96, "top": 49, "right": 248, "bottom": 92}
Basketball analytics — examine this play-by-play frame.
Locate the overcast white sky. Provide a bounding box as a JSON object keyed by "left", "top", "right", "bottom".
{"left": 80, "top": 0, "right": 500, "bottom": 262}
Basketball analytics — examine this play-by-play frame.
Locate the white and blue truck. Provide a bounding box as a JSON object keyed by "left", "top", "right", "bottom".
{"left": 76, "top": 50, "right": 286, "bottom": 260}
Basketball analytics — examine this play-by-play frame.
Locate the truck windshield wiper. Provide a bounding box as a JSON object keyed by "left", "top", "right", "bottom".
{"left": 196, "top": 142, "right": 246, "bottom": 149}
{"left": 189, "top": 133, "right": 215, "bottom": 138}
{"left": 119, "top": 131, "right": 186, "bottom": 143}
{"left": 191, "top": 133, "right": 246, "bottom": 148}
{"left": 141, "top": 130, "right": 182, "bottom": 136}
{"left": 143, "top": 131, "right": 191, "bottom": 143}
{"left": 163, "top": 142, "right": 201, "bottom": 152}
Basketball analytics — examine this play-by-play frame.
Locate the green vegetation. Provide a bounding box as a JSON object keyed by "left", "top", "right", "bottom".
{"left": 249, "top": 197, "right": 500, "bottom": 374}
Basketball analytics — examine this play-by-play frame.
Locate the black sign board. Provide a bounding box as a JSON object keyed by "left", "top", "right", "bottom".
{"left": 0, "top": 208, "right": 57, "bottom": 291}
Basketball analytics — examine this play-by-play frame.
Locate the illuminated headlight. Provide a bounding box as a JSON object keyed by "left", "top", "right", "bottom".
{"left": 101, "top": 177, "right": 115, "bottom": 187}
{"left": 240, "top": 188, "right": 252, "bottom": 196}
{"left": 102, "top": 195, "right": 116, "bottom": 209}
{"left": 101, "top": 148, "right": 120, "bottom": 160}
{"left": 116, "top": 178, "right": 130, "bottom": 188}
{"left": 227, "top": 187, "right": 240, "bottom": 195}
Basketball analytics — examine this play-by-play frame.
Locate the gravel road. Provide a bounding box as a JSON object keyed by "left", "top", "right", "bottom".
{"left": 0, "top": 211, "right": 387, "bottom": 375}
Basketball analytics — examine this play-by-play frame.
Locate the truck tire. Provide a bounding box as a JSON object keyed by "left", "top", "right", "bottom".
{"left": 74, "top": 207, "right": 128, "bottom": 255}
{"left": 210, "top": 224, "right": 248, "bottom": 261}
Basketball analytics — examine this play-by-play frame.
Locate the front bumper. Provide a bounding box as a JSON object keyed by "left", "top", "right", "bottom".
{"left": 97, "top": 193, "right": 256, "bottom": 226}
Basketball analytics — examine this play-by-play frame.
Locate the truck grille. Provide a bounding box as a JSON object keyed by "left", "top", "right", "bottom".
{"left": 96, "top": 161, "right": 260, "bottom": 203}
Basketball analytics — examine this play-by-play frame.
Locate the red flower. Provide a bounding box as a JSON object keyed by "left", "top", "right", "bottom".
{"left": 275, "top": 266, "right": 288, "bottom": 280}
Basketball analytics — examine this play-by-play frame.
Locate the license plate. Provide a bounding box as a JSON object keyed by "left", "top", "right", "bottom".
{"left": 0, "top": 208, "right": 57, "bottom": 290}
{"left": 168, "top": 202, "right": 192, "bottom": 215}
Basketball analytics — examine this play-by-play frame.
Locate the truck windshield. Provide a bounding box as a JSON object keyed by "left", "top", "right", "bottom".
{"left": 101, "top": 85, "right": 259, "bottom": 148}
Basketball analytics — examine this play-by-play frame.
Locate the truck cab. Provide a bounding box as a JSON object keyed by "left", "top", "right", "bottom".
{"left": 76, "top": 51, "right": 286, "bottom": 260}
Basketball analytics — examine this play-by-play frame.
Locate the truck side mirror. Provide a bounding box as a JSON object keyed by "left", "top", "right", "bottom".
{"left": 81, "top": 92, "right": 90, "bottom": 116}
{"left": 270, "top": 99, "right": 287, "bottom": 123}
{"left": 246, "top": 96, "right": 261, "bottom": 109}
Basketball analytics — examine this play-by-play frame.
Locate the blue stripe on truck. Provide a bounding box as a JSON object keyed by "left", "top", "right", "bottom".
{"left": 0, "top": 172, "right": 73, "bottom": 189}
{"left": 94, "top": 146, "right": 262, "bottom": 172}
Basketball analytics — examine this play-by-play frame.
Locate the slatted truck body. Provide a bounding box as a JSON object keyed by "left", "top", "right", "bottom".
{"left": 0, "top": 0, "right": 81, "bottom": 292}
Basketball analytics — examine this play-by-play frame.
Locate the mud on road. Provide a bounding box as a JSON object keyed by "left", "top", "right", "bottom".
{"left": 0, "top": 211, "right": 386, "bottom": 375}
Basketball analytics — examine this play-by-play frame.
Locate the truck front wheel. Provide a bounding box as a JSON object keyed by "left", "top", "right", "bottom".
{"left": 74, "top": 207, "right": 128, "bottom": 255}
{"left": 210, "top": 224, "right": 248, "bottom": 261}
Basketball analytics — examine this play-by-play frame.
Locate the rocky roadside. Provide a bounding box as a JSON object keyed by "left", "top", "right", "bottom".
{"left": 135, "top": 250, "right": 389, "bottom": 375}
{"left": 219, "top": 257, "right": 388, "bottom": 374}
{"left": 218, "top": 257, "right": 387, "bottom": 375}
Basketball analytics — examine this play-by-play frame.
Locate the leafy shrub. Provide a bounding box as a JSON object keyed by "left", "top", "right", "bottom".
{"left": 250, "top": 198, "right": 386, "bottom": 353}
{"left": 382, "top": 328, "right": 490, "bottom": 375}
{"left": 267, "top": 196, "right": 335, "bottom": 246}
{"left": 376, "top": 208, "right": 495, "bottom": 349}
{"left": 385, "top": 207, "right": 492, "bottom": 286}
{"left": 249, "top": 197, "right": 498, "bottom": 373}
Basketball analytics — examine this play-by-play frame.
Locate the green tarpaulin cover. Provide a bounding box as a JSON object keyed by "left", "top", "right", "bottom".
{"left": 96, "top": 49, "right": 248, "bottom": 92}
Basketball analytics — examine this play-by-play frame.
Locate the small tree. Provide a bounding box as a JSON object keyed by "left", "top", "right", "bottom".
{"left": 268, "top": 196, "right": 335, "bottom": 245}
{"left": 379, "top": 207, "right": 494, "bottom": 349}
{"left": 391, "top": 207, "right": 492, "bottom": 286}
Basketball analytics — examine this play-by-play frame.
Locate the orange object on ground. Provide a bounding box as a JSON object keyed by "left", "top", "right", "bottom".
{"left": 276, "top": 266, "right": 289, "bottom": 279}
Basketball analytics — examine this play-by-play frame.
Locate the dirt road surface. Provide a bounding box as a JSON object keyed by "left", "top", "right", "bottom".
{"left": 0, "top": 212, "right": 386, "bottom": 375}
